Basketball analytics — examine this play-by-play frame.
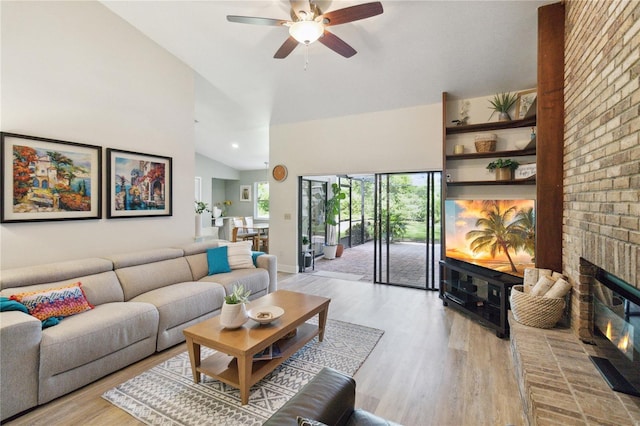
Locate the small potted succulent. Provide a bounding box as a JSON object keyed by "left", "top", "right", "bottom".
{"left": 220, "top": 284, "right": 251, "bottom": 329}
{"left": 488, "top": 92, "right": 518, "bottom": 121}
{"left": 487, "top": 159, "right": 520, "bottom": 181}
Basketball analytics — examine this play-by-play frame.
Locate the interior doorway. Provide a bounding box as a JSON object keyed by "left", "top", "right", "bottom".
{"left": 299, "top": 172, "right": 441, "bottom": 289}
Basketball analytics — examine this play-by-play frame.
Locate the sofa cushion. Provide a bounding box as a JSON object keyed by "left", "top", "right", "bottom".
{"left": 0, "top": 258, "right": 113, "bottom": 291}
{"left": 218, "top": 241, "right": 255, "bottom": 269}
{"left": 198, "top": 268, "right": 269, "bottom": 298}
{"left": 177, "top": 240, "right": 221, "bottom": 256}
{"left": 129, "top": 281, "right": 226, "bottom": 351}
{"left": 1, "top": 271, "right": 125, "bottom": 307}
{"left": 185, "top": 252, "right": 210, "bottom": 281}
{"left": 11, "top": 282, "right": 94, "bottom": 321}
{"left": 346, "top": 409, "right": 401, "bottom": 426}
{"left": 263, "top": 367, "right": 356, "bottom": 426}
{"left": 0, "top": 311, "right": 41, "bottom": 421}
{"left": 207, "top": 246, "right": 231, "bottom": 275}
{"left": 107, "top": 248, "right": 184, "bottom": 269}
{"left": 39, "top": 302, "right": 158, "bottom": 380}
{"left": 114, "top": 256, "right": 194, "bottom": 301}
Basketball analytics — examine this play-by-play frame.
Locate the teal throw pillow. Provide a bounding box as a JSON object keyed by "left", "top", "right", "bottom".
{"left": 207, "top": 246, "right": 231, "bottom": 275}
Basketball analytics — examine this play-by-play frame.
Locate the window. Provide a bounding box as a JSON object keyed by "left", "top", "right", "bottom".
{"left": 255, "top": 181, "right": 269, "bottom": 219}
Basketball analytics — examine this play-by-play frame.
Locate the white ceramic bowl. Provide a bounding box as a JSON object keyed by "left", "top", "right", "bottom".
{"left": 248, "top": 305, "right": 285, "bottom": 324}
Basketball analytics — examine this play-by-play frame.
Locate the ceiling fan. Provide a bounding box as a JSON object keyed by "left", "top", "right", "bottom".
{"left": 227, "top": 1, "right": 383, "bottom": 59}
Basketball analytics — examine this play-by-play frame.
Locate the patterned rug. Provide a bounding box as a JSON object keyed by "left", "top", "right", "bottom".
{"left": 102, "top": 319, "right": 384, "bottom": 425}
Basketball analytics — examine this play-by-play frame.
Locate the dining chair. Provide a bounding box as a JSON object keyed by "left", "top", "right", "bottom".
{"left": 258, "top": 228, "right": 269, "bottom": 253}
{"left": 233, "top": 218, "right": 257, "bottom": 246}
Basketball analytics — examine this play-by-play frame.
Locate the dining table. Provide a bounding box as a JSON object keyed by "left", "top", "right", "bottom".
{"left": 238, "top": 223, "right": 268, "bottom": 251}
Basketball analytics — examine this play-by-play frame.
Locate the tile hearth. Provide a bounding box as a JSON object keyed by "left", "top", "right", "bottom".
{"left": 509, "top": 313, "right": 640, "bottom": 425}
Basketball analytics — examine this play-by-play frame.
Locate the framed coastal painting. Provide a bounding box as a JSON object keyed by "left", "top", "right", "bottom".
{"left": 1, "top": 132, "right": 102, "bottom": 223}
{"left": 107, "top": 148, "right": 172, "bottom": 218}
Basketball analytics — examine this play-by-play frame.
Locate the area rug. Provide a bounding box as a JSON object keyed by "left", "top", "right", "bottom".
{"left": 102, "top": 319, "right": 384, "bottom": 426}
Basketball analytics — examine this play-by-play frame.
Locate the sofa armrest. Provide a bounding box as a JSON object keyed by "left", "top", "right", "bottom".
{"left": 347, "top": 409, "right": 403, "bottom": 426}
{"left": 264, "top": 367, "right": 356, "bottom": 426}
{"left": 256, "top": 254, "right": 277, "bottom": 293}
{"left": 0, "top": 311, "right": 42, "bottom": 421}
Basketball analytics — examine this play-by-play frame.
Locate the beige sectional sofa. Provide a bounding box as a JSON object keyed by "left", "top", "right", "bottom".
{"left": 0, "top": 240, "right": 276, "bottom": 421}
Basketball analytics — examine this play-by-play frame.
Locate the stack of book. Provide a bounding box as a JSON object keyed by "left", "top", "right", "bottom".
{"left": 253, "top": 343, "right": 282, "bottom": 361}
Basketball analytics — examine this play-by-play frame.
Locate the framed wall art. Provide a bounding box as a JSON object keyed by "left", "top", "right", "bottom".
{"left": 1, "top": 132, "right": 102, "bottom": 223}
{"left": 240, "top": 184, "right": 252, "bottom": 202}
{"left": 107, "top": 148, "right": 172, "bottom": 218}
{"left": 515, "top": 89, "right": 537, "bottom": 119}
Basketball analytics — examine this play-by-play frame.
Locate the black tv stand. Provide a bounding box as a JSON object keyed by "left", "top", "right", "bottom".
{"left": 439, "top": 259, "right": 523, "bottom": 338}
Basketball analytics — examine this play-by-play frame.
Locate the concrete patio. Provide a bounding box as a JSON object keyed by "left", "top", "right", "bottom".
{"left": 312, "top": 240, "right": 441, "bottom": 289}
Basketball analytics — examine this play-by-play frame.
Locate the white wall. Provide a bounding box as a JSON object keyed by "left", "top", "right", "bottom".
{"left": 269, "top": 104, "right": 442, "bottom": 272}
{"left": 195, "top": 153, "right": 240, "bottom": 225}
{"left": 0, "top": 1, "right": 195, "bottom": 269}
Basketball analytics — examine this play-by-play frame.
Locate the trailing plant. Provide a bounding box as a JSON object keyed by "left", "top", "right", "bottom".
{"left": 195, "top": 201, "right": 210, "bottom": 214}
{"left": 224, "top": 284, "right": 251, "bottom": 304}
{"left": 486, "top": 159, "right": 520, "bottom": 171}
{"left": 488, "top": 92, "right": 518, "bottom": 120}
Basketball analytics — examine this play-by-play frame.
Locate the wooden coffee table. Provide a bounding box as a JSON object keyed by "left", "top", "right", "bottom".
{"left": 182, "top": 290, "right": 330, "bottom": 405}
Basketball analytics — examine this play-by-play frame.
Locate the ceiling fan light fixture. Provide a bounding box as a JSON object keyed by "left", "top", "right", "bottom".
{"left": 289, "top": 20, "right": 324, "bottom": 45}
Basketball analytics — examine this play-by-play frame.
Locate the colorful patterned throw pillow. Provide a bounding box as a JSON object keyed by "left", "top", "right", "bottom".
{"left": 10, "top": 282, "right": 94, "bottom": 321}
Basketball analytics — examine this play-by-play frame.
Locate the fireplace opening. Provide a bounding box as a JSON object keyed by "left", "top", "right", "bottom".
{"left": 586, "top": 260, "right": 640, "bottom": 397}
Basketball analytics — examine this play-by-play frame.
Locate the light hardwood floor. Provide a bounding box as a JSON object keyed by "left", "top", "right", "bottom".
{"left": 5, "top": 273, "right": 524, "bottom": 426}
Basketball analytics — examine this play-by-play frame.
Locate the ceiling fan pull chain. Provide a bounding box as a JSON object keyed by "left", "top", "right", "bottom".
{"left": 304, "top": 43, "right": 310, "bottom": 71}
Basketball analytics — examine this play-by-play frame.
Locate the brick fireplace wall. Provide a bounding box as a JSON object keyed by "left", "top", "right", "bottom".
{"left": 564, "top": 0, "right": 640, "bottom": 340}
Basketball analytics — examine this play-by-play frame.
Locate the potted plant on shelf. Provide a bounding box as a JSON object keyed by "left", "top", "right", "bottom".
{"left": 195, "top": 201, "right": 210, "bottom": 238}
{"left": 324, "top": 183, "right": 346, "bottom": 259}
{"left": 220, "top": 284, "right": 251, "bottom": 329}
{"left": 301, "top": 235, "right": 310, "bottom": 251}
{"left": 488, "top": 92, "right": 518, "bottom": 121}
{"left": 487, "top": 159, "right": 520, "bottom": 181}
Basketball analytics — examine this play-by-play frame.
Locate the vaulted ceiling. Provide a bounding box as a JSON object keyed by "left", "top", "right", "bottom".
{"left": 102, "top": 1, "right": 550, "bottom": 170}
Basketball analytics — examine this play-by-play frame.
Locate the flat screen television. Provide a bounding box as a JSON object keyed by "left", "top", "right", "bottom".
{"left": 445, "top": 199, "right": 535, "bottom": 277}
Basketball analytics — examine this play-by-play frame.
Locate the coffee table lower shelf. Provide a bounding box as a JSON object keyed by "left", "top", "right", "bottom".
{"left": 197, "top": 322, "right": 317, "bottom": 391}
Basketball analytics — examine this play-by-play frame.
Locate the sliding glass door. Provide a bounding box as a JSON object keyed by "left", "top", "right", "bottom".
{"left": 299, "top": 178, "right": 327, "bottom": 264}
{"left": 374, "top": 172, "right": 441, "bottom": 289}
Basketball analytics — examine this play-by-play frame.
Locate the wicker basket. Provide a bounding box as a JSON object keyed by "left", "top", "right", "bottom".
{"left": 510, "top": 285, "right": 565, "bottom": 329}
{"left": 474, "top": 133, "right": 497, "bottom": 152}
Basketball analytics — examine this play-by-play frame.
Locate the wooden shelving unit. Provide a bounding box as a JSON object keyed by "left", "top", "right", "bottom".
{"left": 438, "top": 3, "right": 564, "bottom": 337}
{"left": 445, "top": 116, "right": 537, "bottom": 135}
{"left": 446, "top": 147, "right": 536, "bottom": 160}
{"left": 446, "top": 179, "right": 536, "bottom": 187}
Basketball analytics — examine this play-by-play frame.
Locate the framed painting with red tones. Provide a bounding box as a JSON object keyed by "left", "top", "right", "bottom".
{"left": 1, "top": 132, "right": 102, "bottom": 223}
{"left": 107, "top": 148, "right": 172, "bottom": 218}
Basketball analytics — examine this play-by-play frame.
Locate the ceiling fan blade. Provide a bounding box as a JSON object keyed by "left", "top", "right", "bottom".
{"left": 274, "top": 36, "right": 299, "bottom": 59}
{"left": 318, "top": 30, "right": 356, "bottom": 58}
{"left": 321, "top": 2, "right": 383, "bottom": 26}
{"left": 226, "top": 15, "right": 289, "bottom": 26}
